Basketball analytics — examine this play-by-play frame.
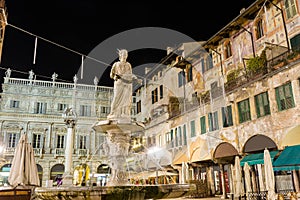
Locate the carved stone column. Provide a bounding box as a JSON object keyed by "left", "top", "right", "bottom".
{"left": 62, "top": 108, "right": 77, "bottom": 186}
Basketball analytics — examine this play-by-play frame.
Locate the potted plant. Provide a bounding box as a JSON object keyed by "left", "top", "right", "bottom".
{"left": 246, "top": 50, "right": 267, "bottom": 77}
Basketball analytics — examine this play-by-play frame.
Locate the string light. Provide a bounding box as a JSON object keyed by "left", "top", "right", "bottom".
{"left": 0, "top": 20, "right": 156, "bottom": 83}
{"left": 33, "top": 37, "right": 37, "bottom": 65}
{"left": 0, "top": 19, "right": 112, "bottom": 82}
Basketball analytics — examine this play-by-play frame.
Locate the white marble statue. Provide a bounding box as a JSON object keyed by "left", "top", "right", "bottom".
{"left": 5, "top": 68, "right": 11, "bottom": 78}
{"left": 107, "top": 49, "right": 141, "bottom": 122}
{"left": 52, "top": 72, "right": 58, "bottom": 82}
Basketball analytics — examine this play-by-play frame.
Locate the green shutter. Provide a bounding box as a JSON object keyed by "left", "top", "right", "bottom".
{"left": 200, "top": 116, "right": 206, "bottom": 134}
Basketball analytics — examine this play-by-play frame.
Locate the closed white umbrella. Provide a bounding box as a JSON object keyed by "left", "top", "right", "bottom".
{"left": 244, "top": 162, "right": 252, "bottom": 195}
{"left": 234, "top": 156, "right": 242, "bottom": 198}
{"left": 264, "top": 148, "right": 276, "bottom": 200}
{"left": 8, "top": 133, "right": 40, "bottom": 187}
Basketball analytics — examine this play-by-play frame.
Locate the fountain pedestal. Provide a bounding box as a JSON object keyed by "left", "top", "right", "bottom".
{"left": 92, "top": 119, "right": 144, "bottom": 186}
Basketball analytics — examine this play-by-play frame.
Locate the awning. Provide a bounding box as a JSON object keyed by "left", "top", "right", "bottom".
{"left": 189, "top": 137, "right": 211, "bottom": 163}
{"left": 273, "top": 144, "right": 300, "bottom": 171}
{"left": 214, "top": 142, "right": 238, "bottom": 159}
{"left": 240, "top": 150, "right": 279, "bottom": 166}
{"left": 172, "top": 148, "right": 189, "bottom": 165}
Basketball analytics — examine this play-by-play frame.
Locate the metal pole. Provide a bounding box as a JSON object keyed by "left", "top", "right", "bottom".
{"left": 240, "top": 25, "right": 256, "bottom": 57}
{"left": 267, "top": 0, "right": 290, "bottom": 51}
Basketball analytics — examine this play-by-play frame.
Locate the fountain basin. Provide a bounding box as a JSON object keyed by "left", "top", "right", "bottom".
{"left": 34, "top": 184, "right": 195, "bottom": 200}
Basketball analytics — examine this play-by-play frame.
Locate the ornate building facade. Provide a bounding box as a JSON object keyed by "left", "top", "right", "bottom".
{"left": 0, "top": 0, "right": 300, "bottom": 198}
{"left": 135, "top": 0, "right": 300, "bottom": 198}
{"left": 0, "top": 73, "right": 113, "bottom": 186}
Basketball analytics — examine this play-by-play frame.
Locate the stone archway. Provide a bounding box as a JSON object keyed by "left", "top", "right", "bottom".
{"left": 50, "top": 164, "right": 64, "bottom": 181}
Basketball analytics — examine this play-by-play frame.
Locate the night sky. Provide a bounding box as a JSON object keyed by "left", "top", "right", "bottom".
{"left": 0, "top": 0, "right": 254, "bottom": 87}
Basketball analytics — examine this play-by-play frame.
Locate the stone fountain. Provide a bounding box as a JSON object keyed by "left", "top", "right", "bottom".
{"left": 34, "top": 49, "right": 195, "bottom": 200}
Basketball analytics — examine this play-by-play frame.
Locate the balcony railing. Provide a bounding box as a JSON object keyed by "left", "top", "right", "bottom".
{"left": 54, "top": 148, "right": 65, "bottom": 157}
{"left": 4, "top": 147, "right": 15, "bottom": 156}
{"left": 33, "top": 148, "right": 43, "bottom": 157}
{"left": 77, "top": 149, "right": 89, "bottom": 157}
{"left": 225, "top": 50, "right": 300, "bottom": 93}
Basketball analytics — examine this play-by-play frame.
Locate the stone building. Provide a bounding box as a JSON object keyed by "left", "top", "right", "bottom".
{"left": 136, "top": 0, "right": 300, "bottom": 198}
{"left": 0, "top": 0, "right": 300, "bottom": 198}
{"left": 0, "top": 72, "right": 113, "bottom": 186}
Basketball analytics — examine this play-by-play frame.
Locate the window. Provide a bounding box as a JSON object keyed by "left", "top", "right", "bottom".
{"left": 34, "top": 102, "right": 47, "bottom": 114}
{"left": 7, "top": 133, "right": 17, "bottom": 148}
{"left": 178, "top": 71, "right": 186, "bottom": 87}
{"left": 151, "top": 88, "right": 158, "bottom": 104}
{"left": 285, "top": 0, "right": 297, "bottom": 19}
{"left": 166, "top": 132, "right": 171, "bottom": 145}
{"left": 275, "top": 82, "right": 295, "bottom": 111}
{"left": 183, "top": 125, "right": 187, "bottom": 145}
{"left": 100, "top": 106, "right": 110, "bottom": 114}
{"left": 159, "top": 135, "right": 162, "bottom": 147}
{"left": 170, "top": 129, "right": 174, "bottom": 148}
{"left": 10, "top": 100, "right": 20, "bottom": 108}
{"left": 57, "top": 103, "right": 67, "bottom": 111}
{"left": 200, "top": 116, "right": 206, "bottom": 134}
{"left": 224, "top": 42, "right": 232, "bottom": 59}
{"left": 187, "top": 65, "right": 193, "bottom": 82}
{"left": 159, "top": 85, "right": 163, "bottom": 99}
{"left": 174, "top": 128, "right": 178, "bottom": 147}
{"left": 136, "top": 100, "right": 141, "bottom": 114}
{"left": 78, "top": 135, "right": 87, "bottom": 149}
{"left": 256, "top": 19, "right": 264, "bottom": 40}
{"left": 222, "top": 106, "right": 233, "bottom": 127}
{"left": 255, "top": 92, "right": 271, "bottom": 118}
{"left": 79, "top": 105, "right": 91, "bottom": 116}
{"left": 205, "top": 53, "right": 213, "bottom": 71}
{"left": 32, "top": 133, "right": 42, "bottom": 148}
{"left": 56, "top": 135, "right": 65, "bottom": 148}
{"left": 238, "top": 99, "right": 251, "bottom": 123}
{"left": 208, "top": 111, "right": 219, "bottom": 131}
{"left": 178, "top": 126, "right": 182, "bottom": 146}
{"left": 190, "top": 120, "right": 196, "bottom": 137}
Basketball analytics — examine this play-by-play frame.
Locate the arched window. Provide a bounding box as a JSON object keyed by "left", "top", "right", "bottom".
{"left": 255, "top": 19, "right": 264, "bottom": 40}
{"left": 224, "top": 41, "right": 232, "bottom": 59}
{"left": 50, "top": 164, "right": 64, "bottom": 181}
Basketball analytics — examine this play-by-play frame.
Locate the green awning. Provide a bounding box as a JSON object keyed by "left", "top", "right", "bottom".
{"left": 273, "top": 144, "right": 300, "bottom": 171}
{"left": 240, "top": 150, "right": 279, "bottom": 167}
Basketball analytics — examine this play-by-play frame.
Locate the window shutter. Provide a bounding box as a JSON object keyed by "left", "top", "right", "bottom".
{"left": 34, "top": 102, "right": 38, "bottom": 113}
{"left": 275, "top": 87, "right": 281, "bottom": 111}
{"left": 43, "top": 103, "right": 47, "bottom": 114}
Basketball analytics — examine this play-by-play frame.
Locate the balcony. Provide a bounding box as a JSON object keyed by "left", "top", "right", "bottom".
{"left": 33, "top": 148, "right": 43, "bottom": 157}
{"left": 54, "top": 148, "right": 65, "bottom": 157}
{"left": 225, "top": 50, "right": 300, "bottom": 93}
{"left": 4, "top": 147, "right": 15, "bottom": 156}
{"left": 77, "top": 149, "right": 89, "bottom": 157}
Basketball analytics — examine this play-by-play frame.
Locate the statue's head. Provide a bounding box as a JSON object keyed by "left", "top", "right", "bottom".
{"left": 117, "top": 49, "right": 128, "bottom": 61}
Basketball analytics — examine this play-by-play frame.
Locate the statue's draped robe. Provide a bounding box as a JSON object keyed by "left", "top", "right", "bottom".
{"left": 108, "top": 61, "right": 133, "bottom": 120}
